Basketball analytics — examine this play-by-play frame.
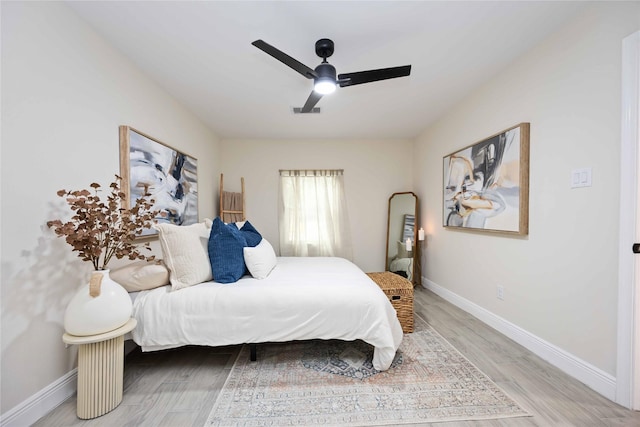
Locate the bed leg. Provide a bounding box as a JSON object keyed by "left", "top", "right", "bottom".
{"left": 249, "top": 343, "right": 257, "bottom": 361}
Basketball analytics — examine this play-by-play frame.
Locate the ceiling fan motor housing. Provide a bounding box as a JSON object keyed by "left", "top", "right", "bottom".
{"left": 315, "top": 62, "right": 336, "bottom": 81}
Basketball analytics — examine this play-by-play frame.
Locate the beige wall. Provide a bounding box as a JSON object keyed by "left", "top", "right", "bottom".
{"left": 415, "top": 2, "right": 639, "bottom": 377}
{"left": 0, "top": 2, "right": 220, "bottom": 413}
{"left": 220, "top": 139, "right": 413, "bottom": 273}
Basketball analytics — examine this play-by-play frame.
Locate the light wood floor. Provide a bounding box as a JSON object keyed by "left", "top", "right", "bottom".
{"left": 34, "top": 287, "right": 640, "bottom": 426}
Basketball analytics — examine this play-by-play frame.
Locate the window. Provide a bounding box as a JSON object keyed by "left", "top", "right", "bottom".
{"left": 278, "top": 170, "right": 352, "bottom": 260}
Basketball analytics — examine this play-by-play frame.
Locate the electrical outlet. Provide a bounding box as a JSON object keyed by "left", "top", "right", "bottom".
{"left": 497, "top": 286, "right": 505, "bottom": 300}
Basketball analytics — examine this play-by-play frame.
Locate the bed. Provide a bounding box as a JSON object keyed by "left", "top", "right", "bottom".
{"left": 388, "top": 239, "right": 414, "bottom": 281}
{"left": 130, "top": 256, "right": 404, "bottom": 371}
{"left": 389, "top": 253, "right": 413, "bottom": 281}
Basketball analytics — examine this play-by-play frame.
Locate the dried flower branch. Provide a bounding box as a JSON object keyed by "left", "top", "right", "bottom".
{"left": 47, "top": 174, "right": 160, "bottom": 270}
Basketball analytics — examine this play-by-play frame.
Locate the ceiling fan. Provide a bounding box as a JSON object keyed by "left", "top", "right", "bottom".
{"left": 252, "top": 38, "right": 411, "bottom": 113}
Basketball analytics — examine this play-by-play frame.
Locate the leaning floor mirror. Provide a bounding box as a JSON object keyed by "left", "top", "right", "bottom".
{"left": 385, "top": 192, "right": 420, "bottom": 285}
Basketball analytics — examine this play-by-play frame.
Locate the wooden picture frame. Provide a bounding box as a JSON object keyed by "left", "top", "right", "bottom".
{"left": 443, "top": 123, "right": 530, "bottom": 235}
{"left": 119, "top": 126, "right": 198, "bottom": 237}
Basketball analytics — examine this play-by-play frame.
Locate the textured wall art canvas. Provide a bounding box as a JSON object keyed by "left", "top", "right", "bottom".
{"left": 402, "top": 214, "right": 415, "bottom": 242}
{"left": 443, "top": 123, "right": 529, "bottom": 235}
{"left": 119, "top": 126, "right": 198, "bottom": 236}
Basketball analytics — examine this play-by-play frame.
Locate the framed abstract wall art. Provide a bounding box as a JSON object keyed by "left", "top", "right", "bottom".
{"left": 119, "top": 126, "right": 198, "bottom": 237}
{"left": 443, "top": 123, "right": 530, "bottom": 235}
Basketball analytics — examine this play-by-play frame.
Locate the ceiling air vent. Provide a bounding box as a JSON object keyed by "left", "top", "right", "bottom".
{"left": 292, "top": 107, "right": 321, "bottom": 114}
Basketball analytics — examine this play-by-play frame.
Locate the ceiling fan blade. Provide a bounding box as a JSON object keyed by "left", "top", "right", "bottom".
{"left": 252, "top": 40, "right": 318, "bottom": 79}
{"left": 338, "top": 65, "right": 411, "bottom": 87}
{"left": 300, "top": 90, "right": 323, "bottom": 113}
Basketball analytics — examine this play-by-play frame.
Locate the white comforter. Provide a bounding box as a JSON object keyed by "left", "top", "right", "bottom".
{"left": 131, "top": 257, "right": 403, "bottom": 371}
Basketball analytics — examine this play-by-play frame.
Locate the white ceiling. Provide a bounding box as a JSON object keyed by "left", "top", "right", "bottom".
{"left": 66, "top": 1, "right": 588, "bottom": 140}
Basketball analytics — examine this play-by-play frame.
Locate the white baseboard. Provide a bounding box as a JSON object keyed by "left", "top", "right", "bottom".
{"left": 423, "top": 277, "right": 617, "bottom": 401}
{"left": 0, "top": 340, "right": 139, "bottom": 426}
{"left": 0, "top": 369, "right": 77, "bottom": 427}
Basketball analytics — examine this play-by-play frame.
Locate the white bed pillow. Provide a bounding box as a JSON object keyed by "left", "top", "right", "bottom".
{"left": 396, "top": 240, "right": 410, "bottom": 259}
{"left": 243, "top": 238, "right": 277, "bottom": 279}
{"left": 154, "top": 220, "right": 213, "bottom": 291}
{"left": 110, "top": 260, "right": 169, "bottom": 292}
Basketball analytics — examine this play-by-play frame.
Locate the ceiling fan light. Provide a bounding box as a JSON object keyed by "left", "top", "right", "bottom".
{"left": 314, "top": 78, "right": 336, "bottom": 95}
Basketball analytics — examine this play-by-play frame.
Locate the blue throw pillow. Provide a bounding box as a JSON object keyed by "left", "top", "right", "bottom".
{"left": 238, "top": 220, "right": 262, "bottom": 247}
{"left": 208, "top": 217, "right": 247, "bottom": 283}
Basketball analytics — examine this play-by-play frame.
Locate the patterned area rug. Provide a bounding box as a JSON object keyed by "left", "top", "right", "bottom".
{"left": 206, "top": 315, "right": 530, "bottom": 426}
{"left": 301, "top": 339, "right": 403, "bottom": 380}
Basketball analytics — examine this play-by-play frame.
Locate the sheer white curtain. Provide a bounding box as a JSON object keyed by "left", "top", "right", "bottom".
{"left": 279, "top": 169, "right": 353, "bottom": 260}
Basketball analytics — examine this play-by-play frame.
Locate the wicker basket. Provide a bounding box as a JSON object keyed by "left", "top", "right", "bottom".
{"left": 366, "top": 272, "right": 414, "bottom": 333}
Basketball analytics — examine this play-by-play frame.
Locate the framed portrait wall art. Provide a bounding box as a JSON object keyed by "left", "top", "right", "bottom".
{"left": 119, "top": 126, "right": 198, "bottom": 237}
{"left": 443, "top": 123, "right": 530, "bottom": 235}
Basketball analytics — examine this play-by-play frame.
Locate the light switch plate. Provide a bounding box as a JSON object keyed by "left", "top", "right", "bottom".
{"left": 571, "top": 168, "right": 592, "bottom": 188}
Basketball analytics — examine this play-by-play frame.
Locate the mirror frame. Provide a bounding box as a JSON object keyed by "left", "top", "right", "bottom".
{"left": 385, "top": 191, "right": 419, "bottom": 285}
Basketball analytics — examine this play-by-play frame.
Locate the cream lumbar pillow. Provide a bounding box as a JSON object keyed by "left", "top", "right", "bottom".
{"left": 154, "top": 220, "right": 213, "bottom": 291}
{"left": 243, "top": 238, "right": 277, "bottom": 279}
{"left": 110, "top": 260, "right": 170, "bottom": 292}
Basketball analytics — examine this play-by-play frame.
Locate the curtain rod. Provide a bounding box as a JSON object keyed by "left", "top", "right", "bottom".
{"left": 279, "top": 169, "right": 344, "bottom": 176}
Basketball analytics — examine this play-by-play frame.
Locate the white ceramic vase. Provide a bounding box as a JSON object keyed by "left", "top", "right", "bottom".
{"left": 64, "top": 269, "right": 132, "bottom": 336}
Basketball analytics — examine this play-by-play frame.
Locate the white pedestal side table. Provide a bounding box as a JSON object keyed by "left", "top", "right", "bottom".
{"left": 62, "top": 318, "right": 136, "bottom": 419}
